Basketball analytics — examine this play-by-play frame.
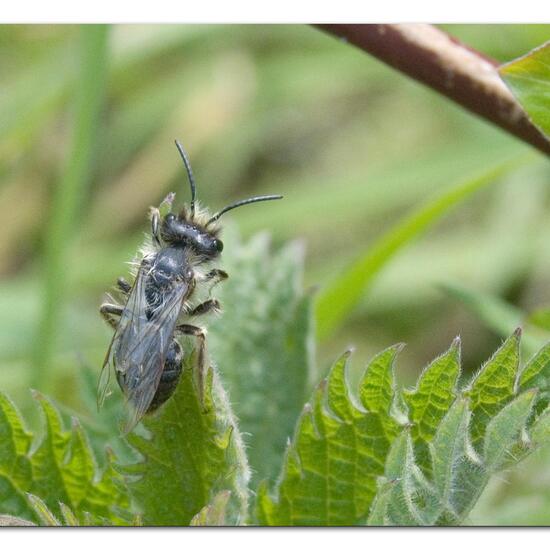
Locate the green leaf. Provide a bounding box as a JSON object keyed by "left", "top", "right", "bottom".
{"left": 121, "top": 351, "right": 250, "bottom": 526}
{"left": 0, "top": 394, "right": 34, "bottom": 520}
{"left": 260, "top": 329, "right": 550, "bottom": 525}
{"left": 499, "top": 41, "right": 550, "bottom": 140}
{"left": 316, "top": 161, "right": 521, "bottom": 340}
{"left": 403, "top": 338, "right": 461, "bottom": 469}
{"left": 429, "top": 399, "right": 470, "bottom": 511}
{"left": 483, "top": 390, "right": 536, "bottom": 471}
{"left": 208, "top": 232, "right": 315, "bottom": 485}
{"left": 377, "top": 432, "right": 440, "bottom": 526}
{"left": 0, "top": 391, "right": 129, "bottom": 525}
{"left": 464, "top": 330, "right": 521, "bottom": 449}
{"left": 257, "top": 346, "right": 401, "bottom": 525}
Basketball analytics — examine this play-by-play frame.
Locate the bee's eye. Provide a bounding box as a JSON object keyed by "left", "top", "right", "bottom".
{"left": 165, "top": 213, "right": 176, "bottom": 223}
{"left": 214, "top": 239, "right": 224, "bottom": 252}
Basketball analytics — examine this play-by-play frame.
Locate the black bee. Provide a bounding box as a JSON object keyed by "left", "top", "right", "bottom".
{"left": 98, "top": 140, "right": 282, "bottom": 430}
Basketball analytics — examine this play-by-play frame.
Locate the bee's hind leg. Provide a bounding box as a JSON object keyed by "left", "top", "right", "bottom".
{"left": 175, "top": 324, "right": 208, "bottom": 408}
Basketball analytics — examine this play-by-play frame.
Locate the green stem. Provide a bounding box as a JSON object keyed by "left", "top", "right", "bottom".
{"left": 32, "top": 25, "right": 109, "bottom": 389}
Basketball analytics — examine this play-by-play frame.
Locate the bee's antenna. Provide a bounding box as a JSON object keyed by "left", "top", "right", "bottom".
{"left": 206, "top": 195, "right": 283, "bottom": 226}
{"left": 174, "top": 139, "right": 197, "bottom": 217}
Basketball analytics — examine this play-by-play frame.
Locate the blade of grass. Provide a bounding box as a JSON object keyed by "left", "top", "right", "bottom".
{"left": 32, "top": 25, "right": 109, "bottom": 389}
{"left": 315, "top": 158, "right": 527, "bottom": 341}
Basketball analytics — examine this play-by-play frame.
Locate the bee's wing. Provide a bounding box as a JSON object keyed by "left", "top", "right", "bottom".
{"left": 98, "top": 262, "right": 189, "bottom": 431}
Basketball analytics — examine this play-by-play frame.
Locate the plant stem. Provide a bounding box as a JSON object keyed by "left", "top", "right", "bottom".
{"left": 316, "top": 24, "right": 550, "bottom": 156}
{"left": 32, "top": 25, "right": 109, "bottom": 389}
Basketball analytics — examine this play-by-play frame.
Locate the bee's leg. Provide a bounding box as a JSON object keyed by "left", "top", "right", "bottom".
{"left": 175, "top": 324, "right": 207, "bottom": 406}
{"left": 204, "top": 269, "right": 228, "bottom": 295}
{"left": 188, "top": 299, "right": 221, "bottom": 317}
{"left": 117, "top": 277, "right": 132, "bottom": 294}
{"left": 150, "top": 207, "right": 162, "bottom": 247}
{"left": 100, "top": 303, "right": 123, "bottom": 329}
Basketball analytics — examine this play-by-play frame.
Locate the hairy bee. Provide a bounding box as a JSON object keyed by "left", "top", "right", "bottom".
{"left": 98, "top": 140, "right": 282, "bottom": 430}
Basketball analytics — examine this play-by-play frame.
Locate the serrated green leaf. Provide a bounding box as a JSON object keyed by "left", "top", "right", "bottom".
{"left": 258, "top": 328, "right": 550, "bottom": 526}
{"left": 257, "top": 347, "right": 401, "bottom": 525}
{"left": 465, "top": 330, "right": 521, "bottom": 448}
{"left": 483, "top": 390, "right": 536, "bottom": 471}
{"left": 0, "top": 394, "right": 34, "bottom": 520}
{"left": 121, "top": 351, "right": 250, "bottom": 526}
{"left": 0, "top": 391, "right": 129, "bottom": 525}
{"left": 403, "top": 338, "right": 460, "bottom": 470}
{"left": 208, "top": 232, "right": 315, "bottom": 486}
{"left": 368, "top": 430, "right": 441, "bottom": 526}
{"left": 499, "top": 41, "right": 550, "bottom": 140}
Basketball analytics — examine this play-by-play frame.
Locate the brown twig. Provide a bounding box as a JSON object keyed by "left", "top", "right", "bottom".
{"left": 316, "top": 24, "right": 550, "bottom": 156}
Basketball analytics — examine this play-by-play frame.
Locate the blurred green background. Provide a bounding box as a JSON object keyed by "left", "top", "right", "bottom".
{"left": 1, "top": 24, "right": 550, "bottom": 523}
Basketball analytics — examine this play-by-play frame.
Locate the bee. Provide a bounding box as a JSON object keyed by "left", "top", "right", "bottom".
{"left": 98, "top": 140, "right": 282, "bottom": 430}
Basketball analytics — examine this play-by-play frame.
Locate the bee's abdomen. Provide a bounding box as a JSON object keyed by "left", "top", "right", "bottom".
{"left": 147, "top": 339, "right": 184, "bottom": 412}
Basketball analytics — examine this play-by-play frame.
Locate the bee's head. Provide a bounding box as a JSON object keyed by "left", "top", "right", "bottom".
{"left": 160, "top": 212, "right": 224, "bottom": 259}
{"left": 160, "top": 140, "right": 282, "bottom": 259}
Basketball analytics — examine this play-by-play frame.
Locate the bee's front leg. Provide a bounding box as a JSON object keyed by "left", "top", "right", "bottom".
{"left": 175, "top": 323, "right": 208, "bottom": 408}
{"left": 204, "top": 269, "right": 228, "bottom": 295}
{"left": 150, "top": 207, "right": 162, "bottom": 247}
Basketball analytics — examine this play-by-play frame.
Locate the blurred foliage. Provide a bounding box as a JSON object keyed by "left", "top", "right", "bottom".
{"left": 208, "top": 230, "right": 315, "bottom": 486}
{"left": 1, "top": 24, "right": 550, "bottom": 525}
